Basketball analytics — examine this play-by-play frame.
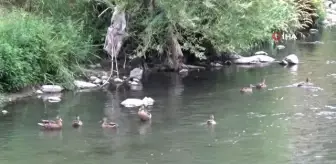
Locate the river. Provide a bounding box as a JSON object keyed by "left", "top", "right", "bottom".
{"left": 1, "top": 29, "right": 336, "bottom": 164}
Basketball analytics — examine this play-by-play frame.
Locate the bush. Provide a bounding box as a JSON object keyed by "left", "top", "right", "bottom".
{"left": 0, "top": 9, "right": 93, "bottom": 92}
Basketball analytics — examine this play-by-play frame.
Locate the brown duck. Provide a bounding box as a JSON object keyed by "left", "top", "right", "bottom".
{"left": 38, "top": 116, "right": 63, "bottom": 130}
{"left": 138, "top": 105, "right": 152, "bottom": 121}
{"left": 101, "top": 117, "right": 118, "bottom": 128}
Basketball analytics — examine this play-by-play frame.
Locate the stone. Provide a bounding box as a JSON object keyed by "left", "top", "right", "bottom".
{"left": 101, "top": 75, "right": 108, "bottom": 80}
{"left": 210, "top": 62, "right": 223, "bottom": 67}
{"left": 89, "top": 76, "right": 98, "bottom": 81}
{"left": 35, "top": 90, "right": 43, "bottom": 94}
{"left": 114, "top": 78, "right": 123, "bottom": 83}
{"left": 74, "top": 80, "right": 97, "bottom": 89}
{"left": 276, "top": 45, "right": 285, "bottom": 50}
{"left": 47, "top": 97, "right": 61, "bottom": 103}
{"left": 254, "top": 51, "right": 268, "bottom": 55}
{"left": 93, "top": 78, "right": 102, "bottom": 84}
{"left": 309, "top": 28, "right": 318, "bottom": 34}
{"left": 129, "top": 67, "right": 143, "bottom": 80}
{"left": 179, "top": 69, "right": 188, "bottom": 73}
{"left": 121, "top": 97, "right": 155, "bottom": 108}
{"left": 41, "top": 85, "right": 63, "bottom": 93}
{"left": 233, "top": 55, "right": 275, "bottom": 64}
{"left": 282, "top": 54, "right": 299, "bottom": 65}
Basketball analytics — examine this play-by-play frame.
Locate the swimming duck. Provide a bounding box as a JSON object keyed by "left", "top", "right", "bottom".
{"left": 256, "top": 78, "right": 267, "bottom": 89}
{"left": 72, "top": 116, "right": 83, "bottom": 128}
{"left": 206, "top": 114, "right": 216, "bottom": 125}
{"left": 101, "top": 117, "right": 118, "bottom": 128}
{"left": 297, "top": 78, "right": 312, "bottom": 87}
{"left": 38, "top": 116, "right": 63, "bottom": 130}
{"left": 40, "top": 116, "right": 60, "bottom": 124}
{"left": 240, "top": 84, "right": 254, "bottom": 93}
{"left": 138, "top": 105, "right": 152, "bottom": 121}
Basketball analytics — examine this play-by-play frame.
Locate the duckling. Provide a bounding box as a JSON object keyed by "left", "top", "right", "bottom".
{"left": 206, "top": 114, "right": 216, "bottom": 125}
{"left": 38, "top": 117, "right": 63, "bottom": 130}
{"left": 138, "top": 105, "right": 152, "bottom": 121}
{"left": 256, "top": 78, "right": 267, "bottom": 89}
{"left": 297, "top": 77, "right": 312, "bottom": 87}
{"left": 101, "top": 117, "right": 118, "bottom": 128}
{"left": 72, "top": 116, "right": 83, "bottom": 128}
{"left": 240, "top": 84, "right": 254, "bottom": 93}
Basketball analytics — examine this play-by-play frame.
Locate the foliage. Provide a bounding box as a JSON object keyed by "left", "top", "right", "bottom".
{"left": 0, "top": 9, "right": 93, "bottom": 92}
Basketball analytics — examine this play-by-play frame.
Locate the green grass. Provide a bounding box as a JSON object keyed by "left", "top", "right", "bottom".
{"left": 0, "top": 9, "right": 94, "bottom": 92}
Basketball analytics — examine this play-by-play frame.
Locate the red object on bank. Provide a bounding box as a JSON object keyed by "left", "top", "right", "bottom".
{"left": 272, "top": 32, "right": 281, "bottom": 42}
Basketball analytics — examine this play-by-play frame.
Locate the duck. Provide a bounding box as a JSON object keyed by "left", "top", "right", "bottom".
{"left": 206, "top": 114, "right": 216, "bottom": 125}
{"left": 40, "top": 116, "right": 60, "bottom": 124}
{"left": 72, "top": 116, "right": 83, "bottom": 128}
{"left": 38, "top": 116, "right": 63, "bottom": 130}
{"left": 137, "top": 105, "right": 152, "bottom": 121}
{"left": 240, "top": 84, "right": 254, "bottom": 93}
{"left": 297, "top": 77, "right": 312, "bottom": 87}
{"left": 256, "top": 78, "right": 267, "bottom": 89}
{"left": 101, "top": 117, "right": 118, "bottom": 128}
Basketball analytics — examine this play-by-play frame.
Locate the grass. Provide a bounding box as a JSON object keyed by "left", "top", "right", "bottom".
{"left": 0, "top": 9, "right": 94, "bottom": 92}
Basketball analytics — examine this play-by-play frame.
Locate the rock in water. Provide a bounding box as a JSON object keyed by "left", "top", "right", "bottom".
{"left": 89, "top": 76, "right": 98, "bottom": 81}
{"left": 74, "top": 80, "right": 97, "bottom": 89}
{"left": 254, "top": 51, "right": 268, "bottom": 56}
{"left": 35, "top": 90, "right": 43, "bottom": 94}
{"left": 142, "top": 97, "right": 154, "bottom": 106}
{"left": 47, "top": 97, "right": 61, "bottom": 103}
{"left": 114, "top": 78, "right": 123, "bottom": 83}
{"left": 121, "top": 97, "right": 155, "bottom": 108}
{"left": 233, "top": 55, "right": 275, "bottom": 64}
{"left": 276, "top": 45, "right": 285, "bottom": 50}
{"left": 129, "top": 68, "right": 143, "bottom": 80}
{"left": 281, "top": 54, "right": 299, "bottom": 65}
{"left": 2, "top": 110, "right": 8, "bottom": 115}
{"left": 41, "top": 85, "right": 63, "bottom": 93}
{"left": 101, "top": 76, "right": 108, "bottom": 80}
{"left": 93, "top": 79, "right": 102, "bottom": 84}
{"left": 309, "top": 29, "right": 318, "bottom": 34}
{"left": 121, "top": 98, "right": 144, "bottom": 108}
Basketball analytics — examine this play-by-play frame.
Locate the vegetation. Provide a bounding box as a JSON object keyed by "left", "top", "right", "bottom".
{"left": 0, "top": 0, "right": 324, "bottom": 92}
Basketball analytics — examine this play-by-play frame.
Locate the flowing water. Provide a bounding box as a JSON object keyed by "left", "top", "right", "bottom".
{"left": 1, "top": 29, "right": 336, "bottom": 164}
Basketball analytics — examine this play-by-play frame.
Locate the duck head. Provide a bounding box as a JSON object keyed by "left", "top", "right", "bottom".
{"left": 209, "top": 114, "right": 215, "bottom": 120}
{"left": 75, "top": 116, "right": 80, "bottom": 120}
{"left": 306, "top": 77, "right": 310, "bottom": 82}
{"left": 249, "top": 84, "right": 255, "bottom": 88}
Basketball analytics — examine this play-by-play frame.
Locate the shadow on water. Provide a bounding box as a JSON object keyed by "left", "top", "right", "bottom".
{"left": 2, "top": 29, "right": 336, "bottom": 164}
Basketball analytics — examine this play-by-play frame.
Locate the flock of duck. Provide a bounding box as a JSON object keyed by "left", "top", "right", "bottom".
{"left": 37, "top": 77, "right": 311, "bottom": 130}
{"left": 37, "top": 105, "right": 153, "bottom": 130}
{"left": 239, "top": 77, "right": 312, "bottom": 93}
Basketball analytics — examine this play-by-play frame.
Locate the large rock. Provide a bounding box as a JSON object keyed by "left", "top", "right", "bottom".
{"left": 281, "top": 54, "right": 299, "bottom": 65}
{"left": 129, "top": 68, "right": 143, "bottom": 80}
{"left": 41, "top": 85, "right": 63, "bottom": 93}
{"left": 74, "top": 80, "right": 97, "bottom": 89}
{"left": 121, "top": 97, "right": 154, "bottom": 108}
{"left": 233, "top": 55, "right": 275, "bottom": 64}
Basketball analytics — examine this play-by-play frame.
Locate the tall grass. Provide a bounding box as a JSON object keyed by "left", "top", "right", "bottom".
{"left": 0, "top": 9, "right": 93, "bottom": 92}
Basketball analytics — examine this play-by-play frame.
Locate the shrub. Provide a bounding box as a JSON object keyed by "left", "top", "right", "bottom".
{"left": 0, "top": 9, "right": 93, "bottom": 92}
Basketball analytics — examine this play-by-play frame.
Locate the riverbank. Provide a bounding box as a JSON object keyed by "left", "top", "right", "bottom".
{"left": 0, "top": 0, "right": 326, "bottom": 101}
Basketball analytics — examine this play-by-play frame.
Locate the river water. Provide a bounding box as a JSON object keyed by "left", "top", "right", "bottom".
{"left": 1, "top": 29, "right": 336, "bottom": 164}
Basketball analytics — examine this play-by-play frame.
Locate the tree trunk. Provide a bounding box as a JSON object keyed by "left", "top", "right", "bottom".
{"left": 165, "top": 29, "right": 184, "bottom": 71}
